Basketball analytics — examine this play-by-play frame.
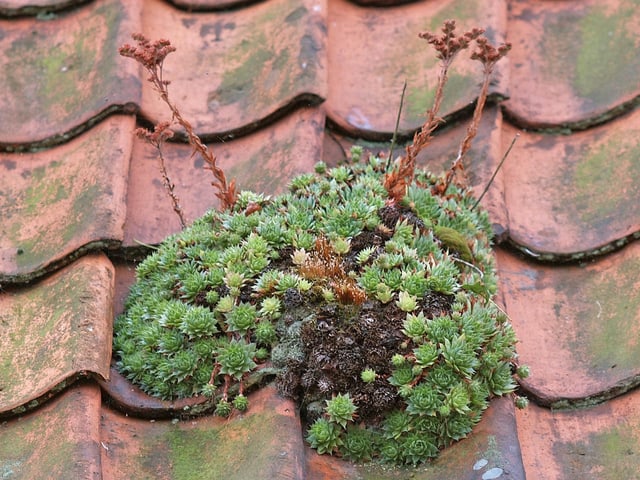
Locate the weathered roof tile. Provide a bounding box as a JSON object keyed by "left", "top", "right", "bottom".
{"left": 140, "top": 0, "right": 327, "bottom": 139}
{"left": 0, "top": 115, "right": 133, "bottom": 283}
{"left": 0, "top": 0, "right": 140, "bottom": 149}
{"left": 505, "top": 0, "right": 640, "bottom": 129}
{"left": 0, "top": 383, "right": 103, "bottom": 479}
{"left": 0, "top": 254, "right": 114, "bottom": 416}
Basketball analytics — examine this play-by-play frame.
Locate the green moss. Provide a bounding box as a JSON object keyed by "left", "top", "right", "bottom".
{"left": 571, "top": 131, "right": 640, "bottom": 227}
{"left": 428, "top": 0, "right": 477, "bottom": 30}
{"left": 3, "top": 2, "right": 123, "bottom": 123}
{"left": 6, "top": 127, "right": 115, "bottom": 272}
{"left": 575, "top": 3, "right": 640, "bottom": 103}
{"left": 159, "top": 414, "right": 276, "bottom": 480}
{"left": 211, "top": 0, "right": 311, "bottom": 112}
{"left": 0, "top": 263, "right": 96, "bottom": 403}
{"left": 543, "top": 2, "right": 640, "bottom": 106}
{"left": 559, "top": 256, "right": 640, "bottom": 372}
{"left": 0, "top": 402, "right": 77, "bottom": 479}
{"left": 557, "top": 423, "right": 640, "bottom": 479}
{"left": 404, "top": 72, "right": 477, "bottom": 125}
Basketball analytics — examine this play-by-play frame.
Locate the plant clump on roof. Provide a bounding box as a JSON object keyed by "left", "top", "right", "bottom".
{"left": 114, "top": 21, "right": 528, "bottom": 466}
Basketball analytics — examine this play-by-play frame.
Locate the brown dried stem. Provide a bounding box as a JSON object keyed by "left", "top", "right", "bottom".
{"left": 120, "top": 34, "right": 237, "bottom": 211}
{"left": 135, "top": 122, "right": 186, "bottom": 228}
{"left": 443, "top": 36, "right": 511, "bottom": 192}
{"left": 384, "top": 20, "right": 483, "bottom": 203}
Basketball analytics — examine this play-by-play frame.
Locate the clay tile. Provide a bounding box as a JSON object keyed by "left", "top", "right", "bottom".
{"left": 501, "top": 110, "right": 640, "bottom": 258}
{"left": 138, "top": 0, "right": 327, "bottom": 139}
{"left": 0, "top": 0, "right": 141, "bottom": 149}
{"left": 326, "top": 0, "right": 508, "bottom": 138}
{"left": 0, "top": 383, "right": 102, "bottom": 478}
{"left": 497, "top": 245, "right": 640, "bottom": 408}
{"left": 505, "top": 0, "right": 640, "bottom": 129}
{"left": 0, "top": 255, "right": 113, "bottom": 417}
{"left": 0, "top": 116, "right": 133, "bottom": 284}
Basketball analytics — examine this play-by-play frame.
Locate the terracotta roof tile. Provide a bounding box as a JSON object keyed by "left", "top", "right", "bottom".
{"left": 1, "top": 0, "right": 640, "bottom": 477}
{"left": 505, "top": 0, "right": 640, "bottom": 129}
{"left": 0, "top": 383, "right": 103, "bottom": 479}
{"left": 0, "top": 254, "right": 113, "bottom": 416}
{"left": 501, "top": 113, "right": 640, "bottom": 258}
{"left": 517, "top": 388, "right": 640, "bottom": 477}
{"left": 100, "top": 385, "right": 305, "bottom": 479}
{"left": 0, "top": 115, "right": 132, "bottom": 283}
{"left": 326, "top": 0, "right": 508, "bottom": 138}
{"left": 140, "top": 0, "right": 326, "bottom": 139}
{"left": 498, "top": 244, "right": 640, "bottom": 408}
{"left": 0, "top": 1, "right": 140, "bottom": 149}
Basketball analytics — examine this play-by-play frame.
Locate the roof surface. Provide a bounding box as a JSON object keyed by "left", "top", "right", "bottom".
{"left": 2, "top": 0, "right": 640, "bottom": 478}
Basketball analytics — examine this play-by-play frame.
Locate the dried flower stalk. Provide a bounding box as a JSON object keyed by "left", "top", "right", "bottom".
{"left": 384, "top": 20, "right": 511, "bottom": 201}
{"left": 120, "top": 34, "right": 237, "bottom": 212}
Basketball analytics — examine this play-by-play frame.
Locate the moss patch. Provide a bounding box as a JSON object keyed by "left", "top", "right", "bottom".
{"left": 3, "top": 2, "right": 123, "bottom": 124}
{"left": 570, "top": 131, "right": 640, "bottom": 228}
{"left": 556, "top": 422, "right": 640, "bottom": 479}
{"left": 558, "top": 255, "right": 640, "bottom": 373}
{"left": 542, "top": 1, "right": 640, "bottom": 107}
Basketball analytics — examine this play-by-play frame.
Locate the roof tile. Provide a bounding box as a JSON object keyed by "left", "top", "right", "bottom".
{"left": 505, "top": 0, "right": 640, "bottom": 129}
{"left": 100, "top": 384, "right": 305, "bottom": 480}
{"left": 0, "top": 0, "right": 140, "bottom": 149}
{"left": 0, "top": 115, "right": 133, "bottom": 283}
{"left": 0, "top": 383, "right": 102, "bottom": 479}
{"left": 0, "top": 254, "right": 114, "bottom": 416}
{"left": 326, "top": 0, "right": 507, "bottom": 138}
{"left": 517, "top": 388, "right": 640, "bottom": 478}
{"left": 497, "top": 244, "right": 640, "bottom": 407}
{"left": 140, "top": 0, "right": 327, "bottom": 139}
{"left": 501, "top": 111, "right": 640, "bottom": 258}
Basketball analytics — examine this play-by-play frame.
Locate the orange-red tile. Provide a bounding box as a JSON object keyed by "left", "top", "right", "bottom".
{"left": 0, "top": 115, "right": 133, "bottom": 283}
{"left": 139, "top": 0, "right": 327, "bottom": 138}
{"left": 100, "top": 384, "right": 305, "bottom": 480}
{"left": 0, "top": 383, "right": 102, "bottom": 479}
{"left": 0, "top": 254, "right": 113, "bottom": 416}
{"left": 505, "top": 0, "right": 640, "bottom": 129}
{"left": 497, "top": 245, "right": 640, "bottom": 407}
{"left": 501, "top": 111, "right": 640, "bottom": 258}
{"left": 517, "top": 388, "right": 640, "bottom": 479}
{"left": 326, "top": 0, "right": 507, "bottom": 137}
{"left": 0, "top": 1, "right": 140, "bottom": 148}
{"left": 123, "top": 107, "right": 326, "bottom": 246}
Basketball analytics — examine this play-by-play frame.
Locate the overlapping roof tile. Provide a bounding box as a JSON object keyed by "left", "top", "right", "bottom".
{"left": 2, "top": 0, "right": 640, "bottom": 477}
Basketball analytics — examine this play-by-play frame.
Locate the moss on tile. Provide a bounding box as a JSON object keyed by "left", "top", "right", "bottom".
{"left": 556, "top": 422, "right": 640, "bottom": 479}
{"left": 568, "top": 130, "right": 640, "bottom": 229}
{"left": 226, "top": 137, "right": 298, "bottom": 195}
{"left": 0, "top": 400, "right": 78, "bottom": 478}
{"left": 135, "top": 408, "right": 284, "bottom": 480}
{"left": 210, "top": 0, "right": 312, "bottom": 112}
{"left": 3, "top": 126, "right": 118, "bottom": 274}
{"left": 575, "top": 2, "right": 640, "bottom": 104}
{"left": 404, "top": 72, "right": 477, "bottom": 127}
{"left": 3, "top": 1, "right": 124, "bottom": 125}
{"left": 0, "top": 260, "right": 108, "bottom": 410}
{"left": 558, "top": 254, "right": 640, "bottom": 373}
{"left": 427, "top": 0, "right": 478, "bottom": 31}
{"left": 542, "top": 1, "right": 640, "bottom": 108}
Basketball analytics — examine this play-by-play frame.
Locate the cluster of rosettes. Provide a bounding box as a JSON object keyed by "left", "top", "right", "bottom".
{"left": 114, "top": 151, "right": 526, "bottom": 465}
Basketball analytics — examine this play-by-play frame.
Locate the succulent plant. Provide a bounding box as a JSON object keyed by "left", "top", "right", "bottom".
{"left": 115, "top": 20, "right": 527, "bottom": 466}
